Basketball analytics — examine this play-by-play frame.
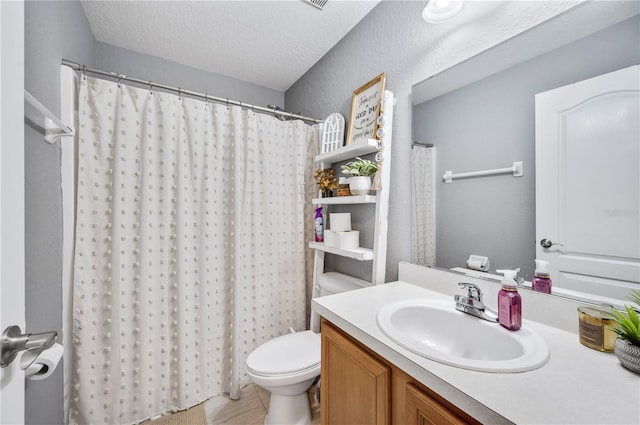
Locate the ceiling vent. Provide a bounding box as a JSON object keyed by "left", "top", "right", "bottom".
{"left": 302, "top": 0, "right": 328, "bottom": 10}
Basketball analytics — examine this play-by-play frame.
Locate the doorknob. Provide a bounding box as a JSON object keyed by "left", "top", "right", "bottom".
{"left": 540, "top": 238, "right": 564, "bottom": 248}
{"left": 1, "top": 325, "right": 57, "bottom": 368}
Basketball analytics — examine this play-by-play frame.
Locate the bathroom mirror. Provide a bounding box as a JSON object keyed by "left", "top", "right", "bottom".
{"left": 411, "top": 2, "right": 640, "bottom": 304}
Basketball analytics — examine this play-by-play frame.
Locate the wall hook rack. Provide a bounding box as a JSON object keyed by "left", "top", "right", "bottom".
{"left": 443, "top": 161, "right": 523, "bottom": 183}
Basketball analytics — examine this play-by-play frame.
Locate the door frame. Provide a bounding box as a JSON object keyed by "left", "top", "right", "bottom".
{"left": 0, "top": 1, "right": 26, "bottom": 423}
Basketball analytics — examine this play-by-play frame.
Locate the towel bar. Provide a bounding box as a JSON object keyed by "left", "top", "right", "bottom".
{"left": 443, "top": 161, "right": 523, "bottom": 183}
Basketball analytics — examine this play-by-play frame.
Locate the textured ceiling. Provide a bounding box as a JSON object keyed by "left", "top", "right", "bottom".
{"left": 81, "top": 0, "right": 380, "bottom": 92}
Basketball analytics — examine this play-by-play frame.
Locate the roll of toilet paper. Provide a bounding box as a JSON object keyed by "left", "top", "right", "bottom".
{"left": 25, "top": 343, "right": 63, "bottom": 381}
{"left": 338, "top": 230, "right": 360, "bottom": 250}
{"left": 466, "top": 255, "right": 490, "bottom": 272}
{"left": 330, "top": 213, "right": 351, "bottom": 231}
{"left": 324, "top": 230, "right": 339, "bottom": 248}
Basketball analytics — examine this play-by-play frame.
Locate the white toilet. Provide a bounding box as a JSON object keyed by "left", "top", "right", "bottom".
{"left": 245, "top": 272, "right": 368, "bottom": 425}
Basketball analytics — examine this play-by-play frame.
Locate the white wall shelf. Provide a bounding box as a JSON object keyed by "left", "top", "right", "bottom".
{"left": 312, "top": 195, "right": 377, "bottom": 205}
{"left": 314, "top": 138, "right": 378, "bottom": 164}
{"left": 309, "top": 242, "right": 374, "bottom": 261}
{"left": 310, "top": 90, "right": 394, "bottom": 288}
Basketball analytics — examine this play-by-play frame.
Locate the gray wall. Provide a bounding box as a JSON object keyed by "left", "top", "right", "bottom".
{"left": 285, "top": 2, "right": 430, "bottom": 281}
{"left": 96, "top": 43, "right": 284, "bottom": 109}
{"left": 24, "top": 2, "right": 283, "bottom": 423}
{"left": 284, "top": 1, "right": 572, "bottom": 282}
{"left": 413, "top": 16, "right": 639, "bottom": 280}
{"left": 25, "top": 2, "right": 96, "bottom": 424}
{"left": 286, "top": 2, "right": 639, "bottom": 283}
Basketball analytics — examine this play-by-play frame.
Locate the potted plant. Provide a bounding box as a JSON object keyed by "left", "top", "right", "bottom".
{"left": 341, "top": 157, "right": 377, "bottom": 195}
{"left": 610, "top": 290, "right": 640, "bottom": 374}
{"left": 314, "top": 168, "right": 337, "bottom": 197}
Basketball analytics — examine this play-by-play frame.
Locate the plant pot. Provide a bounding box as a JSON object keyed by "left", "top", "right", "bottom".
{"left": 348, "top": 176, "right": 372, "bottom": 195}
{"left": 614, "top": 337, "right": 640, "bottom": 374}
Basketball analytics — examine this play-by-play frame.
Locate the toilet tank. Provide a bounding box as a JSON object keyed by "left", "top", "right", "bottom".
{"left": 311, "top": 272, "right": 370, "bottom": 332}
{"left": 318, "top": 272, "right": 369, "bottom": 296}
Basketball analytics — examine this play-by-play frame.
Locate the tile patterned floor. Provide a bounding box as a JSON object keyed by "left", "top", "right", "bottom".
{"left": 204, "top": 383, "right": 321, "bottom": 425}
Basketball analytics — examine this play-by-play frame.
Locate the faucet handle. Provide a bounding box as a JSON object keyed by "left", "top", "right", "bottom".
{"left": 458, "top": 282, "right": 483, "bottom": 302}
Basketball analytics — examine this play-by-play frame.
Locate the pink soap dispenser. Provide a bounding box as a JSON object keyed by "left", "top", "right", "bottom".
{"left": 532, "top": 259, "right": 552, "bottom": 294}
{"left": 496, "top": 269, "right": 522, "bottom": 331}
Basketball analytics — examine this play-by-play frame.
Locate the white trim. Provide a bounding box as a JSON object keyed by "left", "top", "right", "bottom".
{"left": 0, "top": 1, "right": 25, "bottom": 423}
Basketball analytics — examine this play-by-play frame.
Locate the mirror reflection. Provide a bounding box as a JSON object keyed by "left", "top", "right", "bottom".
{"left": 411, "top": 8, "right": 639, "bottom": 304}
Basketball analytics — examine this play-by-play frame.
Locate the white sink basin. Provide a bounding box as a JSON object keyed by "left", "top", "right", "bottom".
{"left": 376, "top": 299, "right": 550, "bottom": 373}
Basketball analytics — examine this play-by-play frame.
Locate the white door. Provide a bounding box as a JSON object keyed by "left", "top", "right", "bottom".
{"left": 0, "top": 1, "right": 26, "bottom": 423}
{"left": 535, "top": 65, "right": 640, "bottom": 301}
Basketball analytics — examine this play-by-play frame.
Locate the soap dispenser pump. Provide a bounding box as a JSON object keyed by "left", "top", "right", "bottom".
{"left": 532, "top": 259, "right": 552, "bottom": 294}
{"left": 496, "top": 269, "right": 522, "bottom": 331}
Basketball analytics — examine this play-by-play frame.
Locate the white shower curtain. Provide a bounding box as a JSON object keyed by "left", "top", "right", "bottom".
{"left": 411, "top": 145, "right": 436, "bottom": 267}
{"left": 69, "top": 75, "right": 317, "bottom": 424}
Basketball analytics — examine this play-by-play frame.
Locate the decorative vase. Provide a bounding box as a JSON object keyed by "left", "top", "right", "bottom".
{"left": 614, "top": 337, "right": 640, "bottom": 374}
{"left": 322, "top": 189, "right": 333, "bottom": 198}
{"left": 348, "top": 176, "right": 371, "bottom": 195}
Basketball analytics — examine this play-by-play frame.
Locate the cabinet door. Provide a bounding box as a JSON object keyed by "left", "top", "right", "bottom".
{"left": 321, "top": 321, "right": 390, "bottom": 425}
{"left": 405, "top": 383, "right": 467, "bottom": 425}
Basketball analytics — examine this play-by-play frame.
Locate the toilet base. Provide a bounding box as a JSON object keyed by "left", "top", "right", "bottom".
{"left": 265, "top": 392, "right": 311, "bottom": 425}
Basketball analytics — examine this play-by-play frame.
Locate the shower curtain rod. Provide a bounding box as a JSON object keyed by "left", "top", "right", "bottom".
{"left": 62, "top": 59, "right": 323, "bottom": 124}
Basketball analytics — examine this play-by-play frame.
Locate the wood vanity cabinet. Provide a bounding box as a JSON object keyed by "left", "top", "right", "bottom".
{"left": 321, "top": 318, "right": 391, "bottom": 424}
{"left": 321, "top": 319, "right": 480, "bottom": 425}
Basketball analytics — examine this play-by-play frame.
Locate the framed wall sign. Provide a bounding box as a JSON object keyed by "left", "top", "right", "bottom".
{"left": 346, "top": 72, "right": 386, "bottom": 145}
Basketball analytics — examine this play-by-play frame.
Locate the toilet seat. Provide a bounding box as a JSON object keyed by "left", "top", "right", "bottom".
{"left": 246, "top": 330, "right": 320, "bottom": 376}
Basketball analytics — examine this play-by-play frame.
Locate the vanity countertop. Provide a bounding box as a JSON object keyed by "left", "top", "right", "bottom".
{"left": 313, "top": 280, "right": 640, "bottom": 425}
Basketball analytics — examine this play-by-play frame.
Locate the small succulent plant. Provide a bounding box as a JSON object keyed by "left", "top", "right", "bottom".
{"left": 610, "top": 290, "right": 640, "bottom": 347}
{"left": 341, "top": 157, "right": 377, "bottom": 177}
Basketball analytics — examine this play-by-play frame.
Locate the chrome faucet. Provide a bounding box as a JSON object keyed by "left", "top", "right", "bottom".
{"left": 454, "top": 282, "right": 498, "bottom": 322}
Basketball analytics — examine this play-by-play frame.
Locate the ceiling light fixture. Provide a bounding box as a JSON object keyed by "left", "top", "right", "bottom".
{"left": 422, "top": 0, "right": 464, "bottom": 23}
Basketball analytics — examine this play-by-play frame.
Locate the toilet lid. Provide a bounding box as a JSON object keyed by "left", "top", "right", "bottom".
{"left": 246, "top": 330, "right": 320, "bottom": 376}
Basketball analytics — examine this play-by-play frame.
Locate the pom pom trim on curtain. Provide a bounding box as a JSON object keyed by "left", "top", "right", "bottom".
{"left": 69, "top": 75, "right": 318, "bottom": 424}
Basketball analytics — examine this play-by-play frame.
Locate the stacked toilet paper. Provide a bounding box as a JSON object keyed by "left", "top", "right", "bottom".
{"left": 325, "top": 213, "right": 359, "bottom": 250}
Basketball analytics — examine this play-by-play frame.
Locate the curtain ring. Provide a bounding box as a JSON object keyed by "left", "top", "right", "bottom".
{"left": 117, "top": 74, "right": 122, "bottom": 88}
{"left": 149, "top": 81, "right": 153, "bottom": 94}
{"left": 178, "top": 88, "right": 182, "bottom": 100}
{"left": 226, "top": 98, "right": 229, "bottom": 110}
{"left": 82, "top": 65, "right": 87, "bottom": 80}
